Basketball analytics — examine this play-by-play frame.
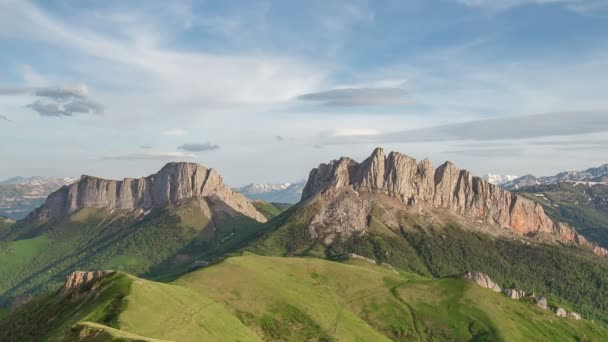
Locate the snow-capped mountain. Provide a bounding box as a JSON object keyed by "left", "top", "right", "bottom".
{"left": 0, "top": 176, "right": 75, "bottom": 219}
{"left": 502, "top": 163, "right": 608, "bottom": 190}
{"left": 235, "top": 180, "right": 306, "bottom": 204}
{"left": 482, "top": 174, "right": 518, "bottom": 185}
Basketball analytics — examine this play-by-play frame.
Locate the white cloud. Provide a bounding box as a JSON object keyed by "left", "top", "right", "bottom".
{"left": 330, "top": 128, "right": 380, "bottom": 137}
{"left": 0, "top": 1, "right": 324, "bottom": 109}
{"left": 456, "top": 0, "right": 608, "bottom": 13}
{"left": 163, "top": 128, "right": 187, "bottom": 136}
{"left": 103, "top": 151, "right": 197, "bottom": 160}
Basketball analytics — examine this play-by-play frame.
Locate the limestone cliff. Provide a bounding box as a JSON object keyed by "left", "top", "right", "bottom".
{"left": 35, "top": 162, "right": 266, "bottom": 223}
{"left": 302, "top": 148, "right": 607, "bottom": 255}
{"left": 61, "top": 270, "right": 114, "bottom": 295}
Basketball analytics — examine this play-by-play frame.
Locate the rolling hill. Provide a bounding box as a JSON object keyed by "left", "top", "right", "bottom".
{"left": 3, "top": 254, "right": 606, "bottom": 341}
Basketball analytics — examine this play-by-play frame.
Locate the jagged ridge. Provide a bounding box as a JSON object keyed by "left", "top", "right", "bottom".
{"left": 302, "top": 148, "right": 607, "bottom": 255}
{"left": 35, "top": 162, "right": 266, "bottom": 223}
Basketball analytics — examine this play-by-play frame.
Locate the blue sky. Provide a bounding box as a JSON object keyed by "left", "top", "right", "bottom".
{"left": 1, "top": 0, "right": 608, "bottom": 185}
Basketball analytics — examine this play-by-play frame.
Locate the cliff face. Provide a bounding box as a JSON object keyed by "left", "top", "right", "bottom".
{"left": 36, "top": 162, "right": 266, "bottom": 223}
{"left": 302, "top": 148, "right": 607, "bottom": 255}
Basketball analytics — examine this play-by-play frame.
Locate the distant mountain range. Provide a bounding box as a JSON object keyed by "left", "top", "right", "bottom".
{"left": 235, "top": 180, "right": 305, "bottom": 203}
{"left": 0, "top": 176, "right": 77, "bottom": 219}
{"left": 503, "top": 163, "right": 608, "bottom": 190}
{"left": 482, "top": 174, "right": 518, "bottom": 185}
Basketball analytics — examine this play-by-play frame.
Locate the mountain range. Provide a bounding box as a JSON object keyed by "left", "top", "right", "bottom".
{"left": 0, "top": 176, "right": 77, "bottom": 220}
{"left": 503, "top": 163, "right": 608, "bottom": 190}
{"left": 234, "top": 180, "right": 305, "bottom": 204}
{"left": 481, "top": 173, "right": 518, "bottom": 185}
{"left": 3, "top": 149, "right": 608, "bottom": 341}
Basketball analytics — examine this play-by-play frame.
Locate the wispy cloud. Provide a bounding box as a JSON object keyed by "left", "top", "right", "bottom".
{"left": 177, "top": 142, "right": 220, "bottom": 152}
{"left": 103, "top": 151, "right": 196, "bottom": 160}
{"left": 0, "top": 1, "right": 323, "bottom": 108}
{"left": 326, "top": 110, "right": 608, "bottom": 144}
{"left": 456, "top": 0, "right": 608, "bottom": 13}
{"left": 0, "top": 115, "right": 10, "bottom": 122}
{"left": 330, "top": 128, "right": 380, "bottom": 137}
{"left": 441, "top": 147, "right": 522, "bottom": 157}
{"left": 297, "top": 87, "right": 407, "bottom": 106}
{"left": 163, "top": 128, "right": 187, "bottom": 136}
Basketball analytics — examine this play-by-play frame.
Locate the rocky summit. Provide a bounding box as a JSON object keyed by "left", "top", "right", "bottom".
{"left": 302, "top": 148, "right": 607, "bottom": 255}
{"left": 34, "top": 162, "right": 267, "bottom": 223}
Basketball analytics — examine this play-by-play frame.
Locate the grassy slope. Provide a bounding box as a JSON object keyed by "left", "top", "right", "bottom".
{"left": 515, "top": 183, "right": 608, "bottom": 247}
{"left": 252, "top": 201, "right": 284, "bottom": 220}
{"left": 173, "top": 255, "right": 608, "bottom": 341}
{"left": 0, "top": 197, "right": 266, "bottom": 303}
{"left": 0, "top": 271, "right": 258, "bottom": 342}
{"left": 246, "top": 202, "right": 608, "bottom": 322}
{"left": 3, "top": 255, "right": 606, "bottom": 341}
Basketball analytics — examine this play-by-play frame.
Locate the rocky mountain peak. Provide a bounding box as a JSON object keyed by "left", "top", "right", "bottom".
{"left": 302, "top": 148, "right": 607, "bottom": 256}
{"left": 35, "top": 162, "right": 266, "bottom": 223}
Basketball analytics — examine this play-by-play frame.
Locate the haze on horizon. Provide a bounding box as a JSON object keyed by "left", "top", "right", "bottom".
{"left": 1, "top": 0, "right": 607, "bottom": 186}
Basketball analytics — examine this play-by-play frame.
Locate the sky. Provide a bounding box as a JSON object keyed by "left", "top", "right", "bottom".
{"left": 1, "top": 0, "right": 608, "bottom": 186}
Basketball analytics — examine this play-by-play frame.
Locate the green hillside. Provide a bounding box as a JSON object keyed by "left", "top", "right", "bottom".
{"left": 2, "top": 254, "right": 607, "bottom": 341}
{"left": 514, "top": 182, "right": 608, "bottom": 247}
{"left": 0, "top": 216, "right": 14, "bottom": 235}
{"left": 247, "top": 201, "right": 608, "bottom": 322}
{"left": 0, "top": 198, "right": 266, "bottom": 305}
{"left": 252, "top": 201, "right": 285, "bottom": 220}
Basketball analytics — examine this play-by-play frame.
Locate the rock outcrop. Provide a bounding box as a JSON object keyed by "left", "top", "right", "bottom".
{"left": 35, "top": 162, "right": 266, "bottom": 223}
{"left": 1, "top": 216, "right": 15, "bottom": 224}
{"left": 556, "top": 307, "right": 567, "bottom": 317}
{"left": 61, "top": 270, "right": 115, "bottom": 295}
{"left": 535, "top": 296, "right": 548, "bottom": 310}
{"left": 302, "top": 148, "right": 607, "bottom": 256}
{"left": 567, "top": 312, "right": 582, "bottom": 320}
{"left": 461, "top": 271, "right": 501, "bottom": 292}
{"left": 502, "top": 288, "right": 526, "bottom": 299}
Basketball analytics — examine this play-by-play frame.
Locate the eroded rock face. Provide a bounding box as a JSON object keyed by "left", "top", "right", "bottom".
{"left": 302, "top": 148, "right": 607, "bottom": 256}
{"left": 461, "top": 271, "right": 501, "bottom": 292}
{"left": 35, "top": 162, "right": 266, "bottom": 223}
{"left": 502, "top": 288, "right": 526, "bottom": 300}
{"left": 61, "top": 271, "right": 114, "bottom": 295}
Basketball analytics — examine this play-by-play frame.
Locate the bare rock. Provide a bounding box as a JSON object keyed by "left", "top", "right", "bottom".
{"left": 35, "top": 162, "right": 266, "bottom": 223}
{"left": 502, "top": 288, "right": 526, "bottom": 299}
{"left": 567, "top": 312, "right": 582, "bottom": 320}
{"left": 556, "top": 307, "right": 567, "bottom": 317}
{"left": 61, "top": 270, "right": 114, "bottom": 295}
{"left": 301, "top": 148, "right": 607, "bottom": 256}
{"left": 1, "top": 216, "right": 15, "bottom": 224}
{"left": 187, "top": 260, "right": 209, "bottom": 272}
{"left": 461, "top": 271, "right": 501, "bottom": 292}
{"left": 10, "top": 294, "right": 33, "bottom": 312}
{"left": 535, "top": 296, "right": 548, "bottom": 310}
